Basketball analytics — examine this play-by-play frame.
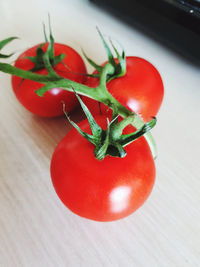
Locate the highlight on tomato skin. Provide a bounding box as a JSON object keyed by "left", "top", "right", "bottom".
{"left": 11, "top": 43, "right": 87, "bottom": 117}
{"left": 50, "top": 116, "right": 156, "bottom": 222}
{"left": 83, "top": 56, "right": 164, "bottom": 122}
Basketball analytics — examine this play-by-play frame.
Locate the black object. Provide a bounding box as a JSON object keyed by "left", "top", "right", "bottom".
{"left": 90, "top": 0, "right": 200, "bottom": 65}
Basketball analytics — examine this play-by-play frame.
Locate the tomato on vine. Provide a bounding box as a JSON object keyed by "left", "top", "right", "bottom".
{"left": 11, "top": 24, "right": 87, "bottom": 117}
{"left": 51, "top": 121, "right": 155, "bottom": 221}
{"left": 51, "top": 94, "right": 156, "bottom": 221}
{"left": 0, "top": 28, "right": 161, "bottom": 222}
{"left": 83, "top": 56, "right": 164, "bottom": 122}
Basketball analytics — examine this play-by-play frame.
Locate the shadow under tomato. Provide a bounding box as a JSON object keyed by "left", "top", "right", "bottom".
{"left": 28, "top": 107, "right": 85, "bottom": 160}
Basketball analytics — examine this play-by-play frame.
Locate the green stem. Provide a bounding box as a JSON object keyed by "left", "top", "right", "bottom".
{"left": 0, "top": 61, "right": 157, "bottom": 158}
{"left": 99, "top": 62, "right": 114, "bottom": 87}
{"left": 0, "top": 62, "right": 59, "bottom": 82}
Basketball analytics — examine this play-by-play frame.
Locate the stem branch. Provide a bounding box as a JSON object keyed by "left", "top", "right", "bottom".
{"left": 0, "top": 60, "right": 157, "bottom": 158}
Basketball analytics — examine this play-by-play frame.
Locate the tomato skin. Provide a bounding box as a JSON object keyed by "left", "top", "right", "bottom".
{"left": 51, "top": 116, "right": 155, "bottom": 222}
{"left": 12, "top": 43, "right": 87, "bottom": 117}
{"left": 83, "top": 57, "right": 164, "bottom": 122}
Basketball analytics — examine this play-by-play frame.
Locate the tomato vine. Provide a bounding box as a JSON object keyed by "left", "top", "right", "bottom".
{"left": 0, "top": 28, "right": 157, "bottom": 160}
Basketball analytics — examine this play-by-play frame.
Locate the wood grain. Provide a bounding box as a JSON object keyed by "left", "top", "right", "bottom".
{"left": 0, "top": 0, "right": 200, "bottom": 266}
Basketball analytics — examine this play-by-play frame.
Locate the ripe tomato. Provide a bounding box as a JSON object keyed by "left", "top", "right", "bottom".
{"left": 83, "top": 57, "right": 164, "bottom": 122}
{"left": 51, "top": 116, "right": 155, "bottom": 222}
{"left": 12, "top": 43, "right": 87, "bottom": 117}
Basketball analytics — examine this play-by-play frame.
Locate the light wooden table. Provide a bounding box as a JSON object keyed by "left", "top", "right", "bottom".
{"left": 1, "top": 0, "right": 200, "bottom": 266}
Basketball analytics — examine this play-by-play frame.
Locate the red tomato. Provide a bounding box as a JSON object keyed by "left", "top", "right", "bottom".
{"left": 51, "top": 116, "right": 155, "bottom": 222}
{"left": 12, "top": 43, "right": 87, "bottom": 117}
{"left": 83, "top": 57, "right": 164, "bottom": 122}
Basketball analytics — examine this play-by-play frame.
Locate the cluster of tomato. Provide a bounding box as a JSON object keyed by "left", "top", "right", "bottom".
{"left": 10, "top": 38, "right": 164, "bottom": 222}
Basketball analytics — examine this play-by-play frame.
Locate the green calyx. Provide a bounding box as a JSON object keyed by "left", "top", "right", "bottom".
{"left": 64, "top": 91, "right": 156, "bottom": 161}
{"left": 0, "top": 37, "right": 18, "bottom": 58}
{"left": 27, "top": 16, "right": 65, "bottom": 72}
{"left": 82, "top": 27, "right": 126, "bottom": 82}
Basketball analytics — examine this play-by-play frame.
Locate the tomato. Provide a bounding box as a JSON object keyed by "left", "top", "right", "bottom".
{"left": 83, "top": 57, "right": 164, "bottom": 122}
{"left": 12, "top": 43, "right": 87, "bottom": 117}
{"left": 51, "top": 116, "right": 155, "bottom": 222}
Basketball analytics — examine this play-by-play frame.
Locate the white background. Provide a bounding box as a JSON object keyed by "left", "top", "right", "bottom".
{"left": 0, "top": 0, "right": 200, "bottom": 266}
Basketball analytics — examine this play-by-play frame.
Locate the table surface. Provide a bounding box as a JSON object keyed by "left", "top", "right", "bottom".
{"left": 1, "top": 0, "right": 200, "bottom": 266}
